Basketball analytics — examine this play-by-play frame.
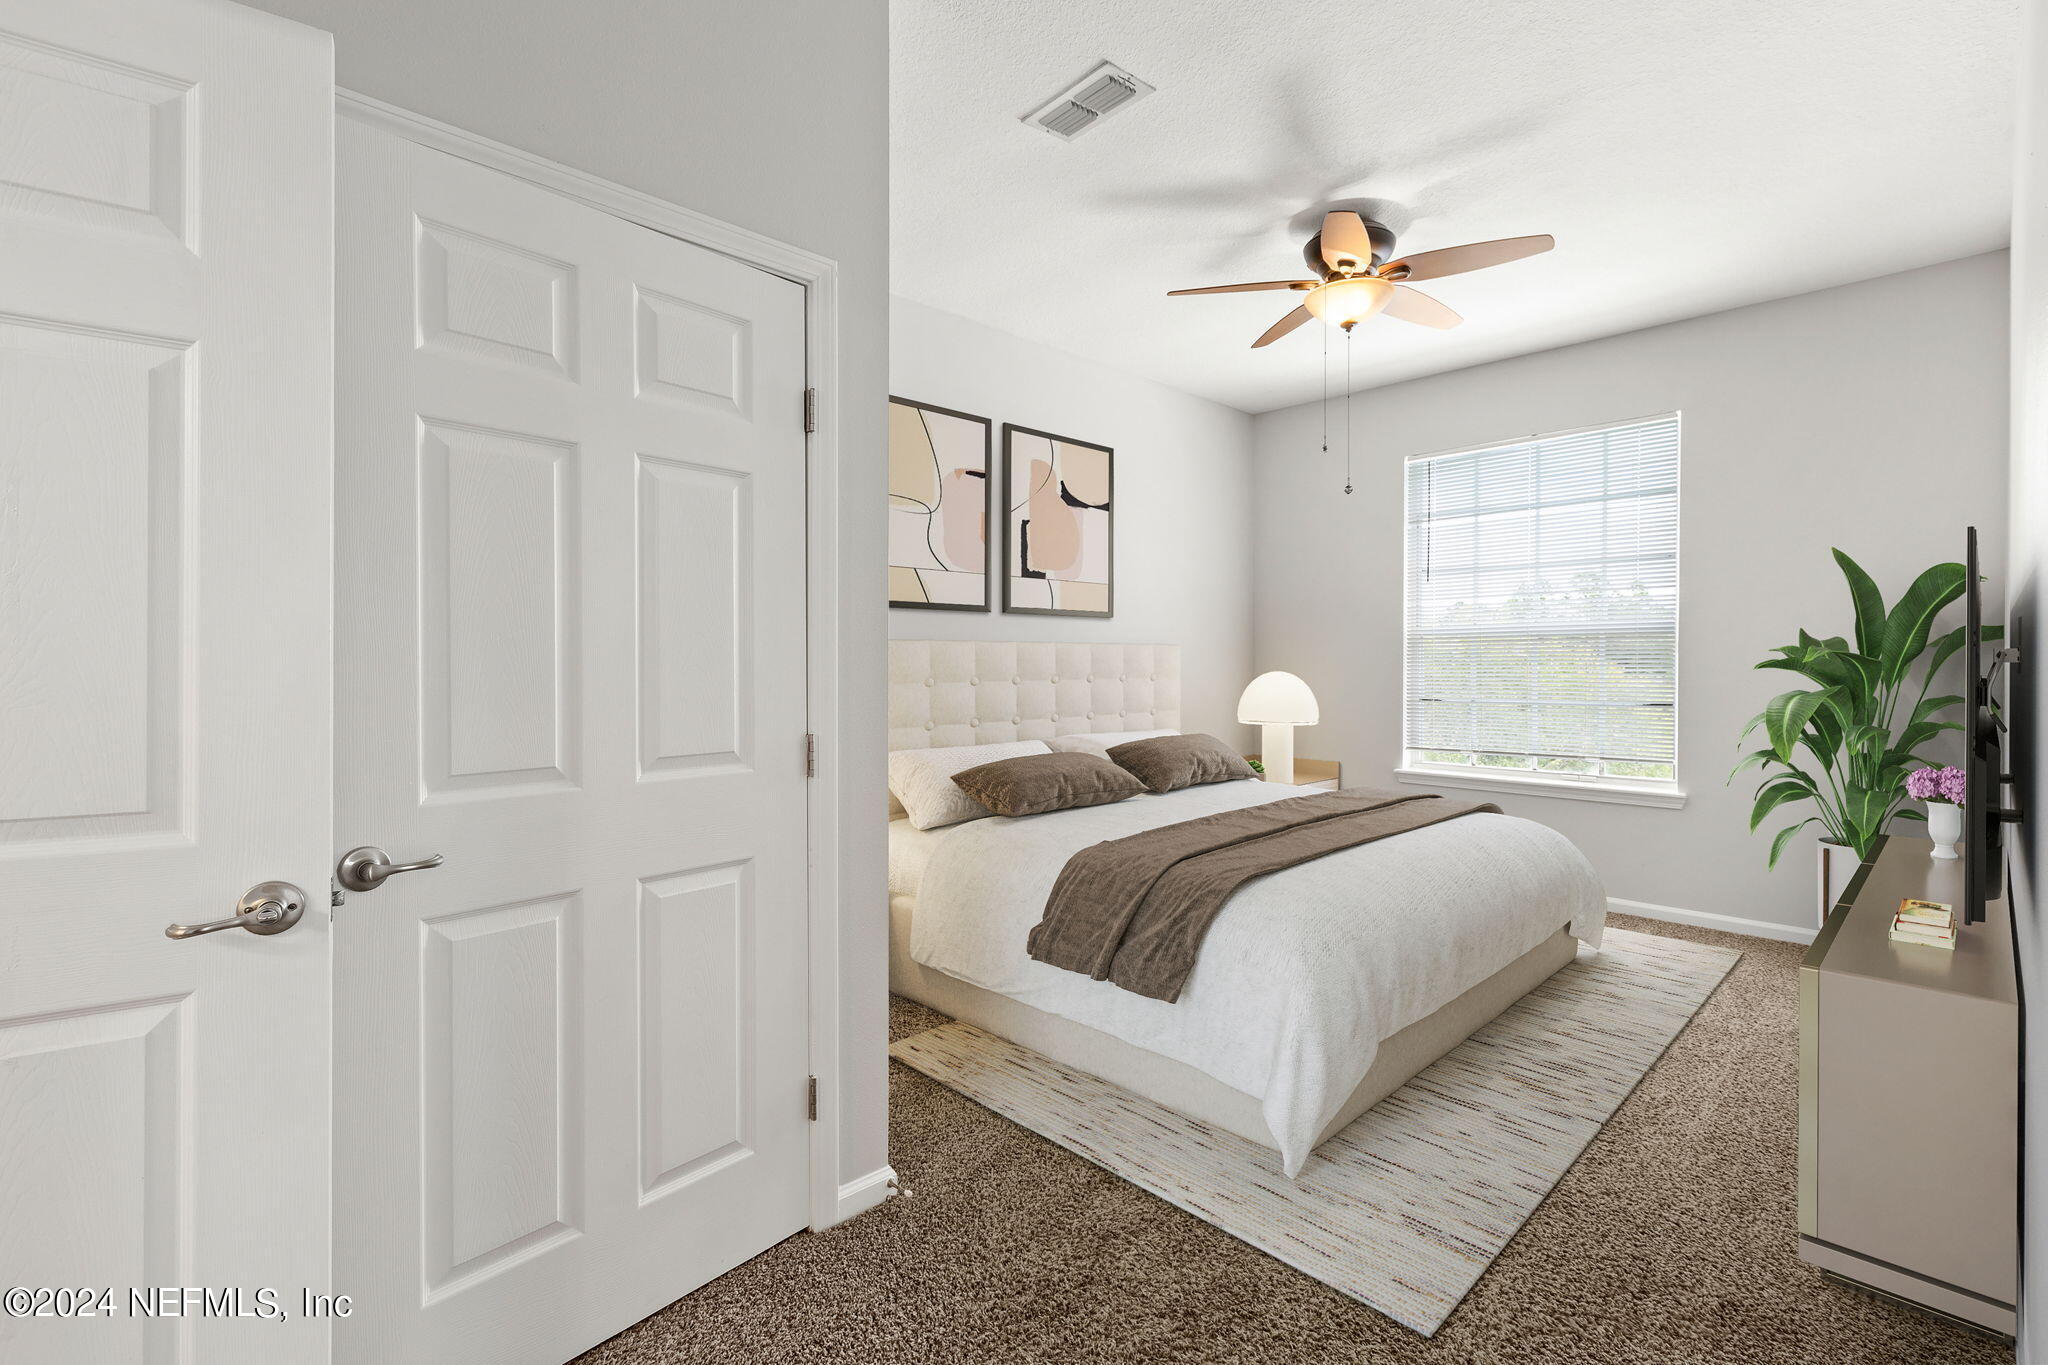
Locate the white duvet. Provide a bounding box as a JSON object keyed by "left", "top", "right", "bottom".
{"left": 907, "top": 779, "right": 1606, "bottom": 1175}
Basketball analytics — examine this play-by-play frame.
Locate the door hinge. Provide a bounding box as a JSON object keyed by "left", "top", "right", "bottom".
{"left": 805, "top": 731, "right": 817, "bottom": 778}
{"left": 803, "top": 387, "right": 817, "bottom": 434}
{"left": 807, "top": 1075, "right": 818, "bottom": 1121}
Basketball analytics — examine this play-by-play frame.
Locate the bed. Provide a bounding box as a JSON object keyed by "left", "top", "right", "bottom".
{"left": 887, "top": 640, "right": 1606, "bottom": 1175}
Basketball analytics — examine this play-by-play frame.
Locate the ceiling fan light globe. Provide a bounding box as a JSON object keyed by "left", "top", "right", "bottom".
{"left": 1302, "top": 276, "right": 1393, "bottom": 329}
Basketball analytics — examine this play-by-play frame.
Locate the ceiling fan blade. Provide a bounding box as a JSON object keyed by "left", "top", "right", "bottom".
{"left": 1319, "top": 211, "right": 1373, "bottom": 273}
{"left": 1166, "top": 279, "right": 1316, "bottom": 296}
{"left": 1252, "top": 305, "right": 1314, "bottom": 349}
{"left": 1381, "top": 285, "right": 1462, "bottom": 330}
{"left": 1381, "top": 234, "right": 1554, "bottom": 282}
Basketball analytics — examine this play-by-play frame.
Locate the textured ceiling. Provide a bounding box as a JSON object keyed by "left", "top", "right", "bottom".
{"left": 891, "top": 0, "right": 2018, "bottom": 414}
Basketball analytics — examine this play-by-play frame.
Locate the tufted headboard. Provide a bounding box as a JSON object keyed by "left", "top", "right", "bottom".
{"left": 887, "top": 640, "right": 1182, "bottom": 815}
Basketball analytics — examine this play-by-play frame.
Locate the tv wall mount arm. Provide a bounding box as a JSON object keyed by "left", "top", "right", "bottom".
{"left": 1986, "top": 645, "right": 2021, "bottom": 721}
{"left": 1987, "top": 643, "right": 2023, "bottom": 824}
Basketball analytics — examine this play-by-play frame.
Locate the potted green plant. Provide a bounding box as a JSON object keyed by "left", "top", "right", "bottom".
{"left": 1733, "top": 550, "right": 1989, "bottom": 920}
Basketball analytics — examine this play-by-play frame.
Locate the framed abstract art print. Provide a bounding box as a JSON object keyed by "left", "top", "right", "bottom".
{"left": 888, "top": 396, "right": 992, "bottom": 611}
{"left": 1002, "top": 423, "right": 1113, "bottom": 617}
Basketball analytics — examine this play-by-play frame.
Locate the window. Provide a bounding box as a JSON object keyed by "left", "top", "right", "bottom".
{"left": 1401, "top": 414, "right": 1680, "bottom": 799}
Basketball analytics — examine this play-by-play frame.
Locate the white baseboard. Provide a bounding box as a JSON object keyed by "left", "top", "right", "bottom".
{"left": 829, "top": 1164, "right": 898, "bottom": 1226}
{"left": 1608, "top": 896, "right": 1817, "bottom": 945}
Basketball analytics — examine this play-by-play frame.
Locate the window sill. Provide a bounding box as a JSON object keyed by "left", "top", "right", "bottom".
{"left": 1394, "top": 765, "right": 1688, "bottom": 809}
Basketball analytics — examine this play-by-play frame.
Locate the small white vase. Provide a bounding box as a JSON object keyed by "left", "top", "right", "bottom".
{"left": 1926, "top": 802, "right": 1963, "bottom": 860}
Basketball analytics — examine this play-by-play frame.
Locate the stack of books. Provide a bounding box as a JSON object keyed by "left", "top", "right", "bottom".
{"left": 1890, "top": 897, "right": 1957, "bottom": 951}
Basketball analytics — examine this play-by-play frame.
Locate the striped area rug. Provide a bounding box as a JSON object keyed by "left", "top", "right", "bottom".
{"left": 889, "top": 928, "right": 1739, "bottom": 1336}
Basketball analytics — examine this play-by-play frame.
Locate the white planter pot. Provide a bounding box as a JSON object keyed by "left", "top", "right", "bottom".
{"left": 1926, "top": 802, "right": 1963, "bottom": 860}
{"left": 1817, "top": 839, "right": 1858, "bottom": 929}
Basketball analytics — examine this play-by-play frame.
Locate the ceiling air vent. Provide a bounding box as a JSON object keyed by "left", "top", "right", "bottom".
{"left": 1024, "top": 61, "right": 1155, "bottom": 142}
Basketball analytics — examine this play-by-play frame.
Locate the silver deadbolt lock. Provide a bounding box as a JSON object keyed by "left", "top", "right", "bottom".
{"left": 337, "top": 845, "right": 445, "bottom": 893}
{"left": 165, "top": 880, "right": 309, "bottom": 940}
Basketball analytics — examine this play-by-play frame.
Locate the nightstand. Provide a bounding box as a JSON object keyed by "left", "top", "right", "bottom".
{"left": 1246, "top": 756, "right": 1340, "bottom": 792}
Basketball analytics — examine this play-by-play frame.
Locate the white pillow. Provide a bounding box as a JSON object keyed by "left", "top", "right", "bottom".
{"left": 1046, "top": 729, "right": 1179, "bottom": 758}
{"left": 887, "top": 740, "right": 1054, "bottom": 830}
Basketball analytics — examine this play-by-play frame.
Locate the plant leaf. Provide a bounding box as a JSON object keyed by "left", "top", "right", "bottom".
{"left": 1758, "top": 646, "right": 1878, "bottom": 731}
{"left": 1885, "top": 719, "right": 1956, "bottom": 759}
{"left": 1764, "top": 690, "right": 1829, "bottom": 764}
{"left": 1755, "top": 769, "right": 1817, "bottom": 796}
{"left": 1834, "top": 549, "right": 1887, "bottom": 658}
{"left": 1841, "top": 724, "right": 1889, "bottom": 770}
{"left": 1844, "top": 785, "right": 1895, "bottom": 855}
{"left": 1769, "top": 819, "right": 1817, "bottom": 869}
{"left": 1751, "top": 780, "right": 1813, "bottom": 831}
{"left": 1835, "top": 651, "right": 1880, "bottom": 698}
{"left": 1728, "top": 748, "right": 1779, "bottom": 782}
{"left": 1802, "top": 703, "right": 1845, "bottom": 772}
{"left": 1925, "top": 625, "right": 1967, "bottom": 681}
{"left": 1878, "top": 561, "right": 1966, "bottom": 688}
{"left": 1757, "top": 655, "right": 1853, "bottom": 699}
{"left": 1911, "top": 694, "right": 1964, "bottom": 726}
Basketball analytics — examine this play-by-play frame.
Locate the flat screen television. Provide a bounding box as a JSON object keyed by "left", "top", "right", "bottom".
{"left": 1964, "top": 526, "right": 2019, "bottom": 925}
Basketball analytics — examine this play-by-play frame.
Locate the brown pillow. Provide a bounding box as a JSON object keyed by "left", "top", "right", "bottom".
{"left": 950, "top": 751, "right": 1146, "bottom": 817}
{"left": 1108, "top": 733, "right": 1256, "bottom": 794}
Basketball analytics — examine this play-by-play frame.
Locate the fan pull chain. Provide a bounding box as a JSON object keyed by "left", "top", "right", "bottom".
{"left": 1320, "top": 321, "right": 1330, "bottom": 467}
{"left": 1343, "top": 327, "right": 1354, "bottom": 495}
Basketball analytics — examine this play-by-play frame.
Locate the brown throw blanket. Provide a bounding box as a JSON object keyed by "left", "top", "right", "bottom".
{"left": 1026, "top": 787, "right": 1500, "bottom": 1002}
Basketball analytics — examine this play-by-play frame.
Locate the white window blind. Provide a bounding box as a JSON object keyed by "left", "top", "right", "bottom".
{"left": 1403, "top": 414, "right": 1679, "bottom": 783}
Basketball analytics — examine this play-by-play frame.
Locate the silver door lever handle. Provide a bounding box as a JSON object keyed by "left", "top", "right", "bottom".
{"left": 337, "top": 845, "right": 445, "bottom": 893}
{"left": 166, "top": 880, "right": 308, "bottom": 940}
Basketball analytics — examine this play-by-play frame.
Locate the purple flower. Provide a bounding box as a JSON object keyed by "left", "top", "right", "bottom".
{"left": 1906, "top": 765, "right": 1967, "bottom": 805}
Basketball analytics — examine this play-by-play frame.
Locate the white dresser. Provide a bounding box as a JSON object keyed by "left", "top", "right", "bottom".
{"left": 1798, "top": 834, "right": 2017, "bottom": 1335}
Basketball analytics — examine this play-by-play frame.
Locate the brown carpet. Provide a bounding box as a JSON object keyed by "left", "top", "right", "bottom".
{"left": 576, "top": 915, "right": 2012, "bottom": 1365}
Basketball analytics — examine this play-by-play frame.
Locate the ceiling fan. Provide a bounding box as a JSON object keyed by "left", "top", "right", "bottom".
{"left": 1168, "top": 210, "right": 1554, "bottom": 348}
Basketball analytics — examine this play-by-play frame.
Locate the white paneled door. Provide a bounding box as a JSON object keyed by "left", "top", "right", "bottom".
{"left": 332, "top": 121, "right": 812, "bottom": 1365}
{"left": 0, "top": 1, "right": 334, "bottom": 1364}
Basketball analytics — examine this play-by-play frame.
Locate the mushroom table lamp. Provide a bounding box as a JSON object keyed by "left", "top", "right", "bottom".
{"left": 1237, "top": 671, "right": 1318, "bottom": 786}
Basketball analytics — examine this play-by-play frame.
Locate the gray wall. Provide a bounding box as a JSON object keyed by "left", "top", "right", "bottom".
{"left": 1251, "top": 253, "right": 2010, "bottom": 933}
{"left": 890, "top": 297, "right": 1257, "bottom": 746}
{"left": 244, "top": 0, "right": 894, "bottom": 1190}
{"left": 2009, "top": 3, "right": 2045, "bottom": 1350}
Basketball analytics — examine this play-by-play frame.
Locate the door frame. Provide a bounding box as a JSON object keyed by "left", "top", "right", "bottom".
{"left": 335, "top": 92, "right": 864, "bottom": 1232}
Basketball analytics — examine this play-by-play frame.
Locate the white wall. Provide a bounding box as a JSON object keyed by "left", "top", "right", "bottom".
{"left": 890, "top": 297, "right": 1257, "bottom": 744}
{"left": 2008, "top": 2, "right": 2046, "bottom": 1350}
{"left": 1252, "top": 253, "right": 2010, "bottom": 934}
{"left": 242, "top": 0, "right": 895, "bottom": 1199}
